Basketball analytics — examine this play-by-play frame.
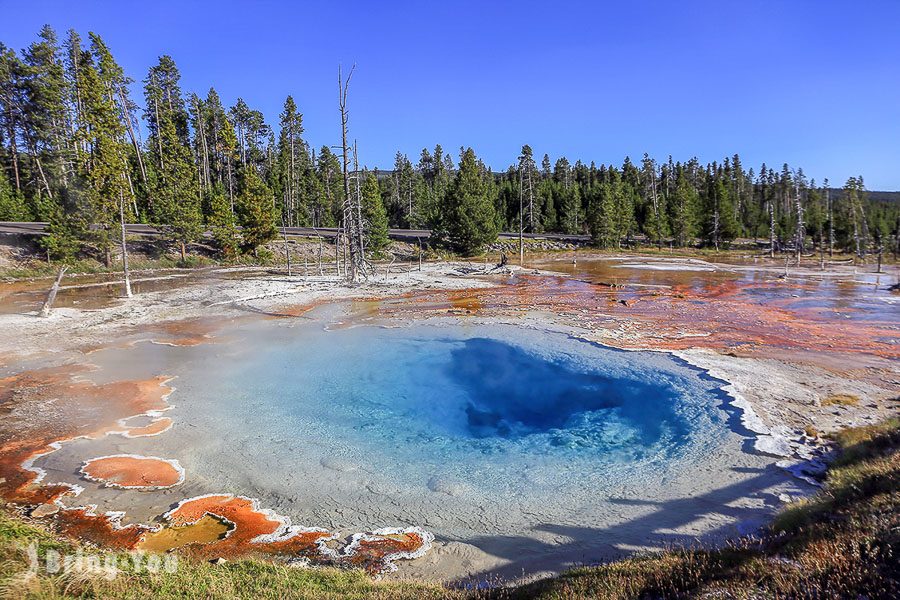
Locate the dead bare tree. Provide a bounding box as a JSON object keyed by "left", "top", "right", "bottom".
{"left": 280, "top": 212, "right": 292, "bottom": 276}
{"left": 338, "top": 65, "right": 367, "bottom": 282}
{"left": 39, "top": 266, "right": 68, "bottom": 317}
{"left": 118, "top": 190, "right": 132, "bottom": 297}
{"left": 768, "top": 199, "right": 776, "bottom": 258}
{"left": 825, "top": 178, "right": 834, "bottom": 258}
{"left": 518, "top": 166, "right": 524, "bottom": 265}
{"left": 794, "top": 178, "right": 805, "bottom": 265}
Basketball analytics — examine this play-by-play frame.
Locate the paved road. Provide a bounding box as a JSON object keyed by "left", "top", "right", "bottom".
{"left": 0, "top": 221, "right": 590, "bottom": 243}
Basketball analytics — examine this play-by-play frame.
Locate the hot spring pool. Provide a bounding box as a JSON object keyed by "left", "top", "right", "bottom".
{"left": 46, "top": 316, "right": 789, "bottom": 578}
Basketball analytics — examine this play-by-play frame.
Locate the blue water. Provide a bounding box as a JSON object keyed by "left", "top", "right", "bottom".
{"left": 168, "top": 321, "right": 734, "bottom": 505}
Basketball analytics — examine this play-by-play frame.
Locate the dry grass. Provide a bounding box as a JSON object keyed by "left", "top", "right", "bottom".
{"left": 821, "top": 393, "right": 861, "bottom": 406}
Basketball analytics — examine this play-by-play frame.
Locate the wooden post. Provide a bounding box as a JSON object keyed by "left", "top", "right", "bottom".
{"left": 39, "top": 266, "right": 68, "bottom": 317}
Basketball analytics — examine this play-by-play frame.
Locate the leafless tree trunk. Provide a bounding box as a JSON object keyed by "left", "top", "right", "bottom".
{"left": 119, "top": 190, "right": 132, "bottom": 298}
{"left": 226, "top": 154, "right": 235, "bottom": 216}
{"left": 712, "top": 186, "right": 720, "bottom": 252}
{"left": 39, "top": 266, "right": 68, "bottom": 317}
{"left": 338, "top": 65, "right": 366, "bottom": 282}
{"left": 280, "top": 212, "right": 292, "bottom": 276}
{"left": 768, "top": 200, "right": 776, "bottom": 258}
{"left": 647, "top": 160, "right": 662, "bottom": 249}
{"left": 825, "top": 183, "right": 834, "bottom": 258}
{"left": 29, "top": 146, "right": 53, "bottom": 200}
{"left": 794, "top": 180, "right": 804, "bottom": 265}
{"left": 5, "top": 117, "right": 20, "bottom": 190}
{"left": 518, "top": 166, "right": 524, "bottom": 265}
{"left": 119, "top": 85, "right": 147, "bottom": 185}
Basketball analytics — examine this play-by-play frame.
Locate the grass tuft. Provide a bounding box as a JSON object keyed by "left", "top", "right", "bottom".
{"left": 821, "top": 393, "right": 861, "bottom": 406}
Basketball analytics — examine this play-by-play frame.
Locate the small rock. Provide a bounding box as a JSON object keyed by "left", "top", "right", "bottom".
{"left": 31, "top": 503, "right": 59, "bottom": 518}
{"left": 209, "top": 557, "right": 228, "bottom": 565}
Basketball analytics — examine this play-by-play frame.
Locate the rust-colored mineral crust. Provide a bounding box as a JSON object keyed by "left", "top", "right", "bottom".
{"left": 54, "top": 506, "right": 153, "bottom": 550}
{"left": 160, "top": 494, "right": 433, "bottom": 573}
{"left": 363, "top": 274, "right": 898, "bottom": 361}
{"left": 0, "top": 365, "right": 173, "bottom": 505}
{"left": 80, "top": 455, "right": 184, "bottom": 490}
{"left": 342, "top": 528, "right": 436, "bottom": 574}
{"left": 162, "top": 494, "right": 335, "bottom": 560}
{"left": 117, "top": 416, "right": 173, "bottom": 437}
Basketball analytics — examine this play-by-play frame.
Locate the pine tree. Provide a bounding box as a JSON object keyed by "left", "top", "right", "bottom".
{"left": 556, "top": 183, "right": 581, "bottom": 234}
{"left": 275, "top": 95, "right": 309, "bottom": 227}
{"left": 589, "top": 177, "right": 620, "bottom": 248}
{"left": 0, "top": 166, "right": 27, "bottom": 220}
{"left": 230, "top": 98, "right": 268, "bottom": 169}
{"left": 701, "top": 171, "right": 739, "bottom": 249}
{"left": 0, "top": 43, "right": 25, "bottom": 198}
{"left": 641, "top": 154, "right": 668, "bottom": 247}
{"left": 144, "top": 55, "right": 201, "bottom": 260}
{"left": 40, "top": 203, "right": 80, "bottom": 259}
{"left": 361, "top": 172, "right": 388, "bottom": 252}
{"left": 68, "top": 34, "right": 135, "bottom": 267}
{"left": 207, "top": 183, "right": 238, "bottom": 258}
{"left": 517, "top": 144, "right": 538, "bottom": 232}
{"left": 670, "top": 166, "right": 698, "bottom": 247}
{"left": 237, "top": 166, "right": 277, "bottom": 254}
{"left": 20, "top": 25, "right": 69, "bottom": 216}
{"left": 440, "top": 148, "right": 498, "bottom": 255}
{"left": 315, "top": 146, "right": 343, "bottom": 226}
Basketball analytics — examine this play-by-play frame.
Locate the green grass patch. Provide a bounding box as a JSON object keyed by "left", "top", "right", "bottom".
{"left": 0, "top": 511, "right": 458, "bottom": 599}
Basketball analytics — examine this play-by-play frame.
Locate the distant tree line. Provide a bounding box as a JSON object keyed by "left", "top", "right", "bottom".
{"left": 1, "top": 27, "right": 897, "bottom": 259}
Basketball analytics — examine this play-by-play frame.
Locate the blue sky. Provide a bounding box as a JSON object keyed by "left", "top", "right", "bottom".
{"left": 3, "top": 1, "right": 899, "bottom": 189}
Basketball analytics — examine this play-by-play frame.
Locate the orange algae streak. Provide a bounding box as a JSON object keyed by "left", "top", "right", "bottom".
{"left": 122, "top": 417, "right": 173, "bottom": 437}
{"left": 0, "top": 364, "right": 172, "bottom": 520}
{"left": 344, "top": 528, "right": 435, "bottom": 574}
{"left": 371, "top": 273, "right": 898, "bottom": 361}
{"left": 139, "top": 515, "right": 231, "bottom": 552}
{"left": 162, "top": 495, "right": 431, "bottom": 573}
{"left": 139, "top": 317, "right": 226, "bottom": 346}
{"left": 448, "top": 292, "right": 482, "bottom": 314}
{"left": 54, "top": 507, "right": 152, "bottom": 550}
{"left": 163, "top": 495, "right": 333, "bottom": 560}
{"left": 81, "top": 455, "right": 184, "bottom": 490}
